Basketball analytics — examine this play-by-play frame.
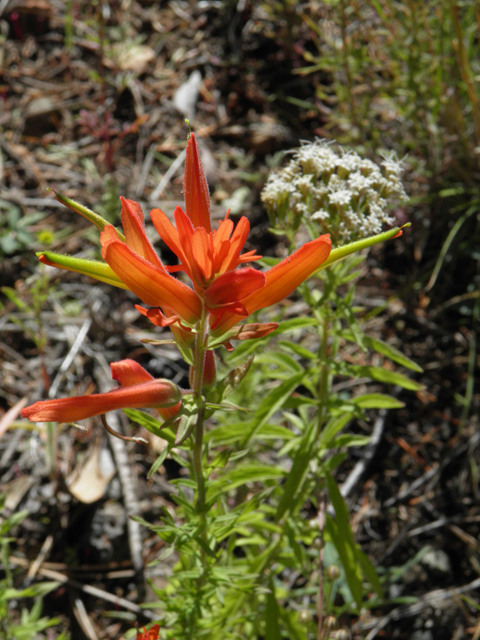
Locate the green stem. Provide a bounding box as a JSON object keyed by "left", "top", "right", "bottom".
{"left": 317, "top": 313, "right": 330, "bottom": 434}
{"left": 192, "top": 309, "right": 208, "bottom": 515}
{"left": 189, "top": 308, "right": 211, "bottom": 637}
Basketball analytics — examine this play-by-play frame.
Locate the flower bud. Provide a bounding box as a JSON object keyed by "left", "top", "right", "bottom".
{"left": 312, "top": 537, "right": 325, "bottom": 549}
{"left": 324, "top": 615, "right": 338, "bottom": 631}
{"left": 326, "top": 564, "right": 341, "bottom": 581}
{"left": 298, "top": 610, "right": 312, "bottom": 624}
{"left": 189, "top": 349, "right": 216, "bottom": 392}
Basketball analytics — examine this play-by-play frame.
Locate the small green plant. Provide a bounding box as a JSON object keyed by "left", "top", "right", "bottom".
{"left": 0, "top": 496, "right": 62, "bottom": 640}
{"left": 0, "top": 201, "right": 46, "bottom": 255}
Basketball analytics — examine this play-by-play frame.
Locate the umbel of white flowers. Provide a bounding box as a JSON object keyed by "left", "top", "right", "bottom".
{"left": 261, "top": 140, "right": 407, "bottom": 243}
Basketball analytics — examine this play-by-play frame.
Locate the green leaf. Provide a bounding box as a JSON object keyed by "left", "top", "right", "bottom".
{"left": 208, "top": 357, "right": 255, "bottom": 405}
{"left": 265, "top": 579, "right": 282, "bottom": 640}
{"left": 175, "top": 413, "right": 196, "bottom": 445}
{"left": 210, "top": 464, "right": 284, "bottom": 493}
{"left": 274, "top": 448, "right": 312, "bottom": 522}
{"left": 0, "top": 582, "right": 60, "bottom": 601}
{"left": 1, "top": 287, "right": 29, "bottom": 311}
{"left": 353, "top": 393, "right": 405, "bottom": 409}
{"left": 241, "top": 372, "right": 305, "bottom": 445}
{"left": 319, "top": 413, "right": 353, "bottom": 449}
{"left": 255, "top": 351, "right": 304, "bottom": 373}
{"left": 275, "top": 317, "right": 318, "bottom": 333}
{"left": 0, "top": 509, "right": 28, "bottom": 535}
{"left": 324, "top": 452, "right": 347, "bottom": 471}
{"left": 351, "top": 365, "right": 424, "bottom": 390}
{"left": 192, "top": 534, "right": 217, "bottom": 559}
{"left": 123, "top": 409, "right": 176, "bottom": 445}
{"left": 355, "top": 546, "right": 383, "bottom": 598}
{"left": 148, "top": 445, "right": 171, "bottom": 478}
{"left": 325, "top": 471, "right": 363, "bottom": 607}
{"left": 342, "top": 331, "right": 423, "bottom": 372}
{"left": 328, "top": 434, "right": 370, "bottom": 448}
{"left": 208, "top": 421, "right": 295, "bottom": 446}
{"left": 207, "top": 449, "right": 232, "bottom": 473}
{"left": 171, "top": 394, "right": 202, "bottom": 445}
{"left": 278, "top": 340, "right": 317, "bottom": 360}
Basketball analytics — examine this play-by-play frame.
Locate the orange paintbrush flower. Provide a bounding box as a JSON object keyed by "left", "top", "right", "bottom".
{"left": 21, "top": 360, "right": 181, "bottom": 423}
{"left": 136, "top": 625, "right": 161, "bottom": 640}
{"left": 36, "top": 132, "right": 332, "bottom": 346}
{"left": 99, "top": 133, "right": 331, "bottom": 339}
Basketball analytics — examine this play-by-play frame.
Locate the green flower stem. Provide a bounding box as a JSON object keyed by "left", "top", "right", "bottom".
{"left": 192, "top": 308, "right": 208, "bottom": 515}
{"left": 45, "top": 422, "right": 57, "bottom": 477}
{"left": 317, "top": 312, "right": 330, "bottom": 433}
{"left": 190, "top": 306, "right": 210, "bottom": 606}
{"left": 189, "top": 308, "right": 210, "bottom": 634}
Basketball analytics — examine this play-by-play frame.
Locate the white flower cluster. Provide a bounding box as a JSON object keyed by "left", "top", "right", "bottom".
{"left": 261, "top": 140, "right": 407, "bottom": 243}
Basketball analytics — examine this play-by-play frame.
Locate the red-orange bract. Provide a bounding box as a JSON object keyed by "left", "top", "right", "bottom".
{"left": 98, "top": 133, "right": 331, "bottom": 341}
{"left": 137, "top": 624, "right": 161, "bottom": 640}
{"left": 23, "top": 133, "right": 333, "bottom": 425}
{"left": 21, "top": 360, "right": 181, "bottom": 423}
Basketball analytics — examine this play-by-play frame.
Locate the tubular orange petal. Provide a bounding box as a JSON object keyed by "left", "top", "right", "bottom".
{"left": 137, "top": 625, "right": 161, "bottom": 640}
{"left": 174, "top": 207, "right": 211, "bottom": 286}
{"left": 237, "top": 249, "right": 263, "bottom": 264}
{"left": 213, "top": 214, "right": 234, "bottom": 246}
{"left": 135, "top": 305, "right": 180, "bottom": 327}
{"left": 191, "top": 226, "right": 214, "bottom": 282}
{"left": 203, "top": 349, "right": 216, "bottom": 387}
{"left": 204, "top": 268, "right": 265, "bottom": 309}
{"left": 101, "top": 225, "right": 202, "bottom": 324}
{"left": 217, "top": 217, "right": 252, "bottom": 272}
{"left": 110, "top": 359, "right": 154, "bottom": 386}
{"left": 184, "top": 132, "right": 211, "bottom": 232}
{"left": 211, "top": 234, "right": 331, "bottom": 335}
{"left": 157, "top": 402, "right": 182, "bottom": 421}
{"left": 21, "top": 380, "right": 181, "bottom": 423}
{"left": 246, "top": 234, "right": 331, "bottom": 311}
{"left": 108, "top": 358, "right": 181, "bottom": 423}
{"left": 150, "top": 206, "right": 190, "bottom": 274}
{"left": 120, "top": 197, "right": 164, "bottom": 269}
{"left": 109, "top": 360, "right": 182, "bottom": 422}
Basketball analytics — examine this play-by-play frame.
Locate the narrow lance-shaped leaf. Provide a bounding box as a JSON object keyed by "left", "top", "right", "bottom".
{"left": 241, "top": 371, "right": 305, "bottom": 446}
{"left": 341, "top": 330, "right": 423, "bottom": 372}
{"left": 274, "top": 448, "right": 312, "bottom": 523}
{"left": 352, "top": 393, "right": 405, "bottom": 409}
{"left": 351, "top": 365, "right": 424, "bottom": 390}
{"left": 265, "top": 578, "right": 282, "bottom": 640}
{"left": 325, "top": 471, "right": 363, "bottom": 607}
